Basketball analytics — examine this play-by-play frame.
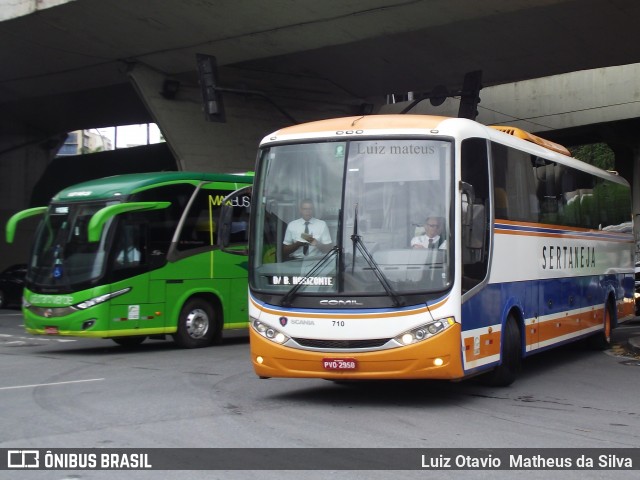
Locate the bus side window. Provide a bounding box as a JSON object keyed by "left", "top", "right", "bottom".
{"left": 461, "top": 138, "right": 490, "bottom": 292}
{"left": 228, "top": 206, "right": 249, "bottom": 244}
{"left": 177, "top": 188, "right": 214, "bottom": 251}
{"left": 114, "top": 223, "right": 143, "bottom": 268}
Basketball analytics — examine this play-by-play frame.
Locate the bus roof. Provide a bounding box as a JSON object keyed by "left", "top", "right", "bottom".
{"left": 488, "top": 125, "right": 571, "bottom": 156}
{"left": 53, "top": 171, "right": 254, "bottom": 202}
{"left": 263, "top": 115, "right": 450, "bottom": 140}
{"left": 261, "top": 114, "right": 628, "bottom": 187}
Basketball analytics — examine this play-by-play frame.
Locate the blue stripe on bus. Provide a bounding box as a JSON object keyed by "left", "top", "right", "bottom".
{"left": 461, "top": 274, "right": 630, "bottom": 333}
{"left": 494, "top": 222, "right": 633, "bottom": 241}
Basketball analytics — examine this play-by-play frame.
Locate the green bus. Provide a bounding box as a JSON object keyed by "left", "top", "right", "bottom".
{"left": 5, "top": 171, "right": 252, "bottom": 348}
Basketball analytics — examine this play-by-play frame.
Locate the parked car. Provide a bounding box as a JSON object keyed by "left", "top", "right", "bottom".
{"left": 635, "top": 262, "right": 640, "bottom": 316}
{"left": 0, "top": 264, "right": 26, "bottom": 309}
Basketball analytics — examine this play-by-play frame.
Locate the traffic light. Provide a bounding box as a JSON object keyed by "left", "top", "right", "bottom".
{"left": 458, "top": 70, "right": 482, "bottom": 120}
{"left": 196, "top": 54, "right": 226, "bottom": 122}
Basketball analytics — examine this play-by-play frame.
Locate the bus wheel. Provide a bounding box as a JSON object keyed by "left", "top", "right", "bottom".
{"left": 112, "top": 336, "right": 147, "bottom": 347}
{"left": 481, "top": 317, "right": 522, "bottom": 387}
{"left": 0, "top": 290, "right": 5, "bottom": 309}
{"left": 587, "top": 302, "right": 613, "bottom": 350}
{"left": 174, "top": 298, "right": 216, "bottom": 348}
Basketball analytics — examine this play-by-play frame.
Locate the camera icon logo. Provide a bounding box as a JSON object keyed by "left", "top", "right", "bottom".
{"left": 7, "top": 450, "right": 40, "bottom": 468}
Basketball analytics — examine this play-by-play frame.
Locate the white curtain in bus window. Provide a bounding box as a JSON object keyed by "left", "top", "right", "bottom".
{"left": 345, "top": 140, "right": 451, "bottom": 252}
{"left": 491, "top": 143, "right": 539, "bottom": 222}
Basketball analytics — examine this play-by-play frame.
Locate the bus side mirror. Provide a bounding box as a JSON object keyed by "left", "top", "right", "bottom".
{"left": 460, "top": 181, "right": 487, "bottom": 263}
{"left": 217, "top": 186, "right": 252, "bottom": 255}
{"left": 460, "top": 181, "right": 475, "bottom": 231}
{"left": 87, "top": 202, "right": 171, "bottom": 242}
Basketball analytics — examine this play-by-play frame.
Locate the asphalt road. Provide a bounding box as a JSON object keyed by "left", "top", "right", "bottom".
{"left": 1, "top": 309, "right": 639, "bottom": 480}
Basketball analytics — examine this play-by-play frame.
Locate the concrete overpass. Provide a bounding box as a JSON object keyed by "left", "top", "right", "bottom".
{"left": 383, "top": 62, "right": 640, "bottom": 256}
{"left": 3, "top": 0, "right": 640, "bottom": 268}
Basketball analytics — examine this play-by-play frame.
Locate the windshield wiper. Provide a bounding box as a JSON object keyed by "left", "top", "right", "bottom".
{"left": 280, "top": 246, "right": 340, "bottom": 307}
{"left": 350, "top": 204, "right": 402, "bottom": 307}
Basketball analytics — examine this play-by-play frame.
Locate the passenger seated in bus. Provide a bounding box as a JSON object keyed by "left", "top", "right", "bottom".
{"left": 282, "top": 199, "right": 333, "bottom": 260}
{"left": 115, "top": 243, "right": 141, "bottom": 268}
{"left": 411, "top": 216, "right": 447, "bottom": 250}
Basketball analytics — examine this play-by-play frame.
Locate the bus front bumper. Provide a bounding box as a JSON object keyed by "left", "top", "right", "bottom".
{"left": 250, "top": 323, "right": 465, "bottom": 380}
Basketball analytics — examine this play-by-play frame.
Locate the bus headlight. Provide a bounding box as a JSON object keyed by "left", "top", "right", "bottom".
{"left": 395, "top": 317, "right": 456, "bottom": 346}
{"left": 73, "top": 287, "right": 131, "bottom": 310}
{"left": 251, "top": 319, "right": 290, "bottom": 344}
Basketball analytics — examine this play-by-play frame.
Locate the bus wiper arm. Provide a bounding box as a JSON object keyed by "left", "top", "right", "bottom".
{"left": 351, "top": 234, "right": 402, "bottom": 307}
{"left": 280, "top": 246, "right": 340, "bottom": 307}
{"left": 350, "top": 204, "right": 402, "bottom": 307}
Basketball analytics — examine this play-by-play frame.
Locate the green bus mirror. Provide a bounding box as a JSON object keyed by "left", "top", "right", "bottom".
{"left": 5, "top": 206, "right": 47, "bottom": 244}
{"left": 88, "top": 202, "right": 171, "bottom": 242}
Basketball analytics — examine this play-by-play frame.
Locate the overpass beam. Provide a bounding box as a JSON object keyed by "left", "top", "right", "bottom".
{"left": 127, "top": 63, "right": 363, "bottom": 173}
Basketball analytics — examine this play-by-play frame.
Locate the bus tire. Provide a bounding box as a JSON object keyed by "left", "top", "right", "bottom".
{"left": 112, "top": 336, "right": 147, "bottom": 347}
{"left": 174, "top": 298, "right": 217, "bottom": 348}
{"left": 481, "top": 317, "right": 521, "bottom": 387}
{"left": 0, "top": 290, "right": 5, "bottom": 309}
{"left": 587, "top": 301, "right": 613, "bottom": 350}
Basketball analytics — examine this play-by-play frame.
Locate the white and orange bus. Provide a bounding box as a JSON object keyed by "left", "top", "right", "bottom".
{"left": 239, "top": 115, "right": 634, "bottom": 385}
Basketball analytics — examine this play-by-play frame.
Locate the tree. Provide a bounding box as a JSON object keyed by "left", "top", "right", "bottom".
{"left": 569, "top": 143, "right": 614, "bottom": 170}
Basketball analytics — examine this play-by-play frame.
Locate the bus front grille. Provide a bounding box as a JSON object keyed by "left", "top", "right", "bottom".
{"left": 292, "top": 337, "right": 390, "bottom": 349}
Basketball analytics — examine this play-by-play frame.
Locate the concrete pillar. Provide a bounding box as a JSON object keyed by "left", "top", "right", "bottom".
{"left": 0, "top": 124, "right": 61, "bottom": 271}
{"left": 631, "top": 148, "right": 640, "bottom": 261}
{"left": 614, "top": 143, "right": 640, "bottom": 261}
{"left": 127, "top": 63, "right": 363, "bottom": 173}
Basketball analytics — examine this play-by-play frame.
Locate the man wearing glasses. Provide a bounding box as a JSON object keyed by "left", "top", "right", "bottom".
{"left": 411, "top": 216, "right": 447, "bottom": 250}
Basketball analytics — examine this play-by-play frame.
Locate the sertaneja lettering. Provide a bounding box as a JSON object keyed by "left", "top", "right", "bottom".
{"left": 541, "top": 245, "right": 596, "bottom": 270}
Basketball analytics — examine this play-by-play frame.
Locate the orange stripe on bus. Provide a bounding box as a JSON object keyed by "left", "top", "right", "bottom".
{"left": 463, "top": 330, "right": 501, "bottom": 362}
{"left": 495, "top": 218, "right": 631, "bottom": 236}
{"left": 537, "top": 310, "right": 603, "bottom": 344}
{"left": 618, "top": 300, "right": 635, "bottom": 319}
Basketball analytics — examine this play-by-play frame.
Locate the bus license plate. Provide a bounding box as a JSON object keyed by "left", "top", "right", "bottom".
{"left": 322, "top": 358, "right": 357, "bottom": 370}
{"left": 44, "top": 326, "right": 59, "bottom": 335}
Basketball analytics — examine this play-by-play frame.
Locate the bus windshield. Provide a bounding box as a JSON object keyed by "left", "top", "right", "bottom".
{"left": 251, "top": 139, "right": 453, "bottom": 300}
{"left": 28, "top": 201, "right": 115, "bottom": 290}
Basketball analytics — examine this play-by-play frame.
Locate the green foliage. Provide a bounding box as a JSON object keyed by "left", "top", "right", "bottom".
{"left": 561, "top": 174, "right": 630, "bottom": 229}
{"left": 569, "top": 143, "right": 614, "bottom": 170}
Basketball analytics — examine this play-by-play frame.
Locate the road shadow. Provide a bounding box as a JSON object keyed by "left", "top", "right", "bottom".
{"left": 263, "top": 340, "right": 610, "bottom": 407}
{"left": 14, "top": 333, "right": 250, "bottom": 357}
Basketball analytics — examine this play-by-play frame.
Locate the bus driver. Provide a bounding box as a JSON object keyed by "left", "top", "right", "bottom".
{"left": 282, "top": 199, "right": 333, "bottom": 259}
{"left": 411, "top": 216, "right": 447, "bottom": 250}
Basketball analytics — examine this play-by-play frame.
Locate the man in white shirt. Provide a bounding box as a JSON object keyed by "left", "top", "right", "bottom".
{"left": 283, "top": 199, "right": 333, "bottom": 259}
{"left": 411, "top": 216, "right": 447, "bottom": 250}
